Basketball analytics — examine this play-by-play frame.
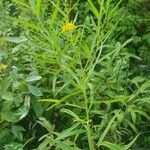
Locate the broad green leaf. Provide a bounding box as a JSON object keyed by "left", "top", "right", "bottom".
{"left": 32, "top": 99, "right": 43, "bottom": 117}
{"left": 1, "top": 92, "right": 14, "bottom": 101}
{"left": 0, "top": 129, "right": 10, "bottom": 141}
{"left": 11, "top": 125, "right": 25, "bottom": 141}
{"left": 28, "top": 85, "right": 43, "bottom": 96}
{"left": 1, "top": 111, "right": 17, "bottom": 122}
{"left": 16, "top": 106, "right": 30, "bottom": 120}
{"left": 4, "top": 142, "right": 24, "bottom": 150}
{"left": 25, "top": 75, "right": 42, "bottom": 82}
{"left": 0, "top": 129, "right": 14, "bottom": 147}
{"left": 24, "top": 95, "right": 31, "bottom": 108}
{"left": 1, "top": 77, "right": 12, "bottom": 92}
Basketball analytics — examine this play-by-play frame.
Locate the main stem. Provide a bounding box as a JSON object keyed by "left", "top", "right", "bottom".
{"left": 84, "top": 90, "right": 95, "bottom": 150}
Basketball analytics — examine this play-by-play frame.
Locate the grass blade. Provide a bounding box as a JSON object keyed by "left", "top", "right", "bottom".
{"left": 36, "top": 0, "right": 42, "bottom": 18}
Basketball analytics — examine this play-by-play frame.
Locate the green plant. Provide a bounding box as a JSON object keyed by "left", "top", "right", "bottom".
{"left": 0, "top": 0, "right": 150, "bottom": 149}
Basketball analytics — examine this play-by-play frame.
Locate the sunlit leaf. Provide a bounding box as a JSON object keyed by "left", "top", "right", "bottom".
{"left": 28, "top": 85, "right": 43, "bottom": 96}
{"left": 25, "top": 75, "right": 42, "bottom": 82}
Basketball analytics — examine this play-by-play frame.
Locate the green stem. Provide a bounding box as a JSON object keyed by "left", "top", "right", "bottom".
{"left": 84, "top": 90, "right": 95, "bottom": 150}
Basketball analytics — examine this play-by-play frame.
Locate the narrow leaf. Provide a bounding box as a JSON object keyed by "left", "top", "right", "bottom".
{"left": 97, "top": 115, "right": 116, "bottom": 145}
{"left": 87, "top": 0, "right": 99, "bottom": 18}
{"left": 123, "top": 134, "right": 140, "bottom": 150}
{"left": 36, "top": 0, "right": 42, "bottom": 18}
{"left": 61, "top": 108, "right": 82, "bottom": 121}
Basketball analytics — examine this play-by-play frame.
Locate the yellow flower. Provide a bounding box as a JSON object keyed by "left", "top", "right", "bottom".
{"left": 61, "top": 22, "right": 76, "bottom": 33}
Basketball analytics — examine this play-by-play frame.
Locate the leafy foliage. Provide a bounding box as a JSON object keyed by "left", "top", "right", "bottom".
{"left": 0, "top": 0, "right": 150, "bottom": 149}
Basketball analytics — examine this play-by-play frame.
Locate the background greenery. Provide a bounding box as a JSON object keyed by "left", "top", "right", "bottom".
{"left": 0, "top": 0, "right": 150, "bottom": 149}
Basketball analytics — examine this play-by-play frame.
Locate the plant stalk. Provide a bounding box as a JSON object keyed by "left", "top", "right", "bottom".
{"left": 84, "top": 90, "right": 95, "bottom": 150}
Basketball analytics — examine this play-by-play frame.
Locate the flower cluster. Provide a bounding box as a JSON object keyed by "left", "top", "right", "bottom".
{"left": 61, "top": 22, "right": 76, "bottom": 33}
